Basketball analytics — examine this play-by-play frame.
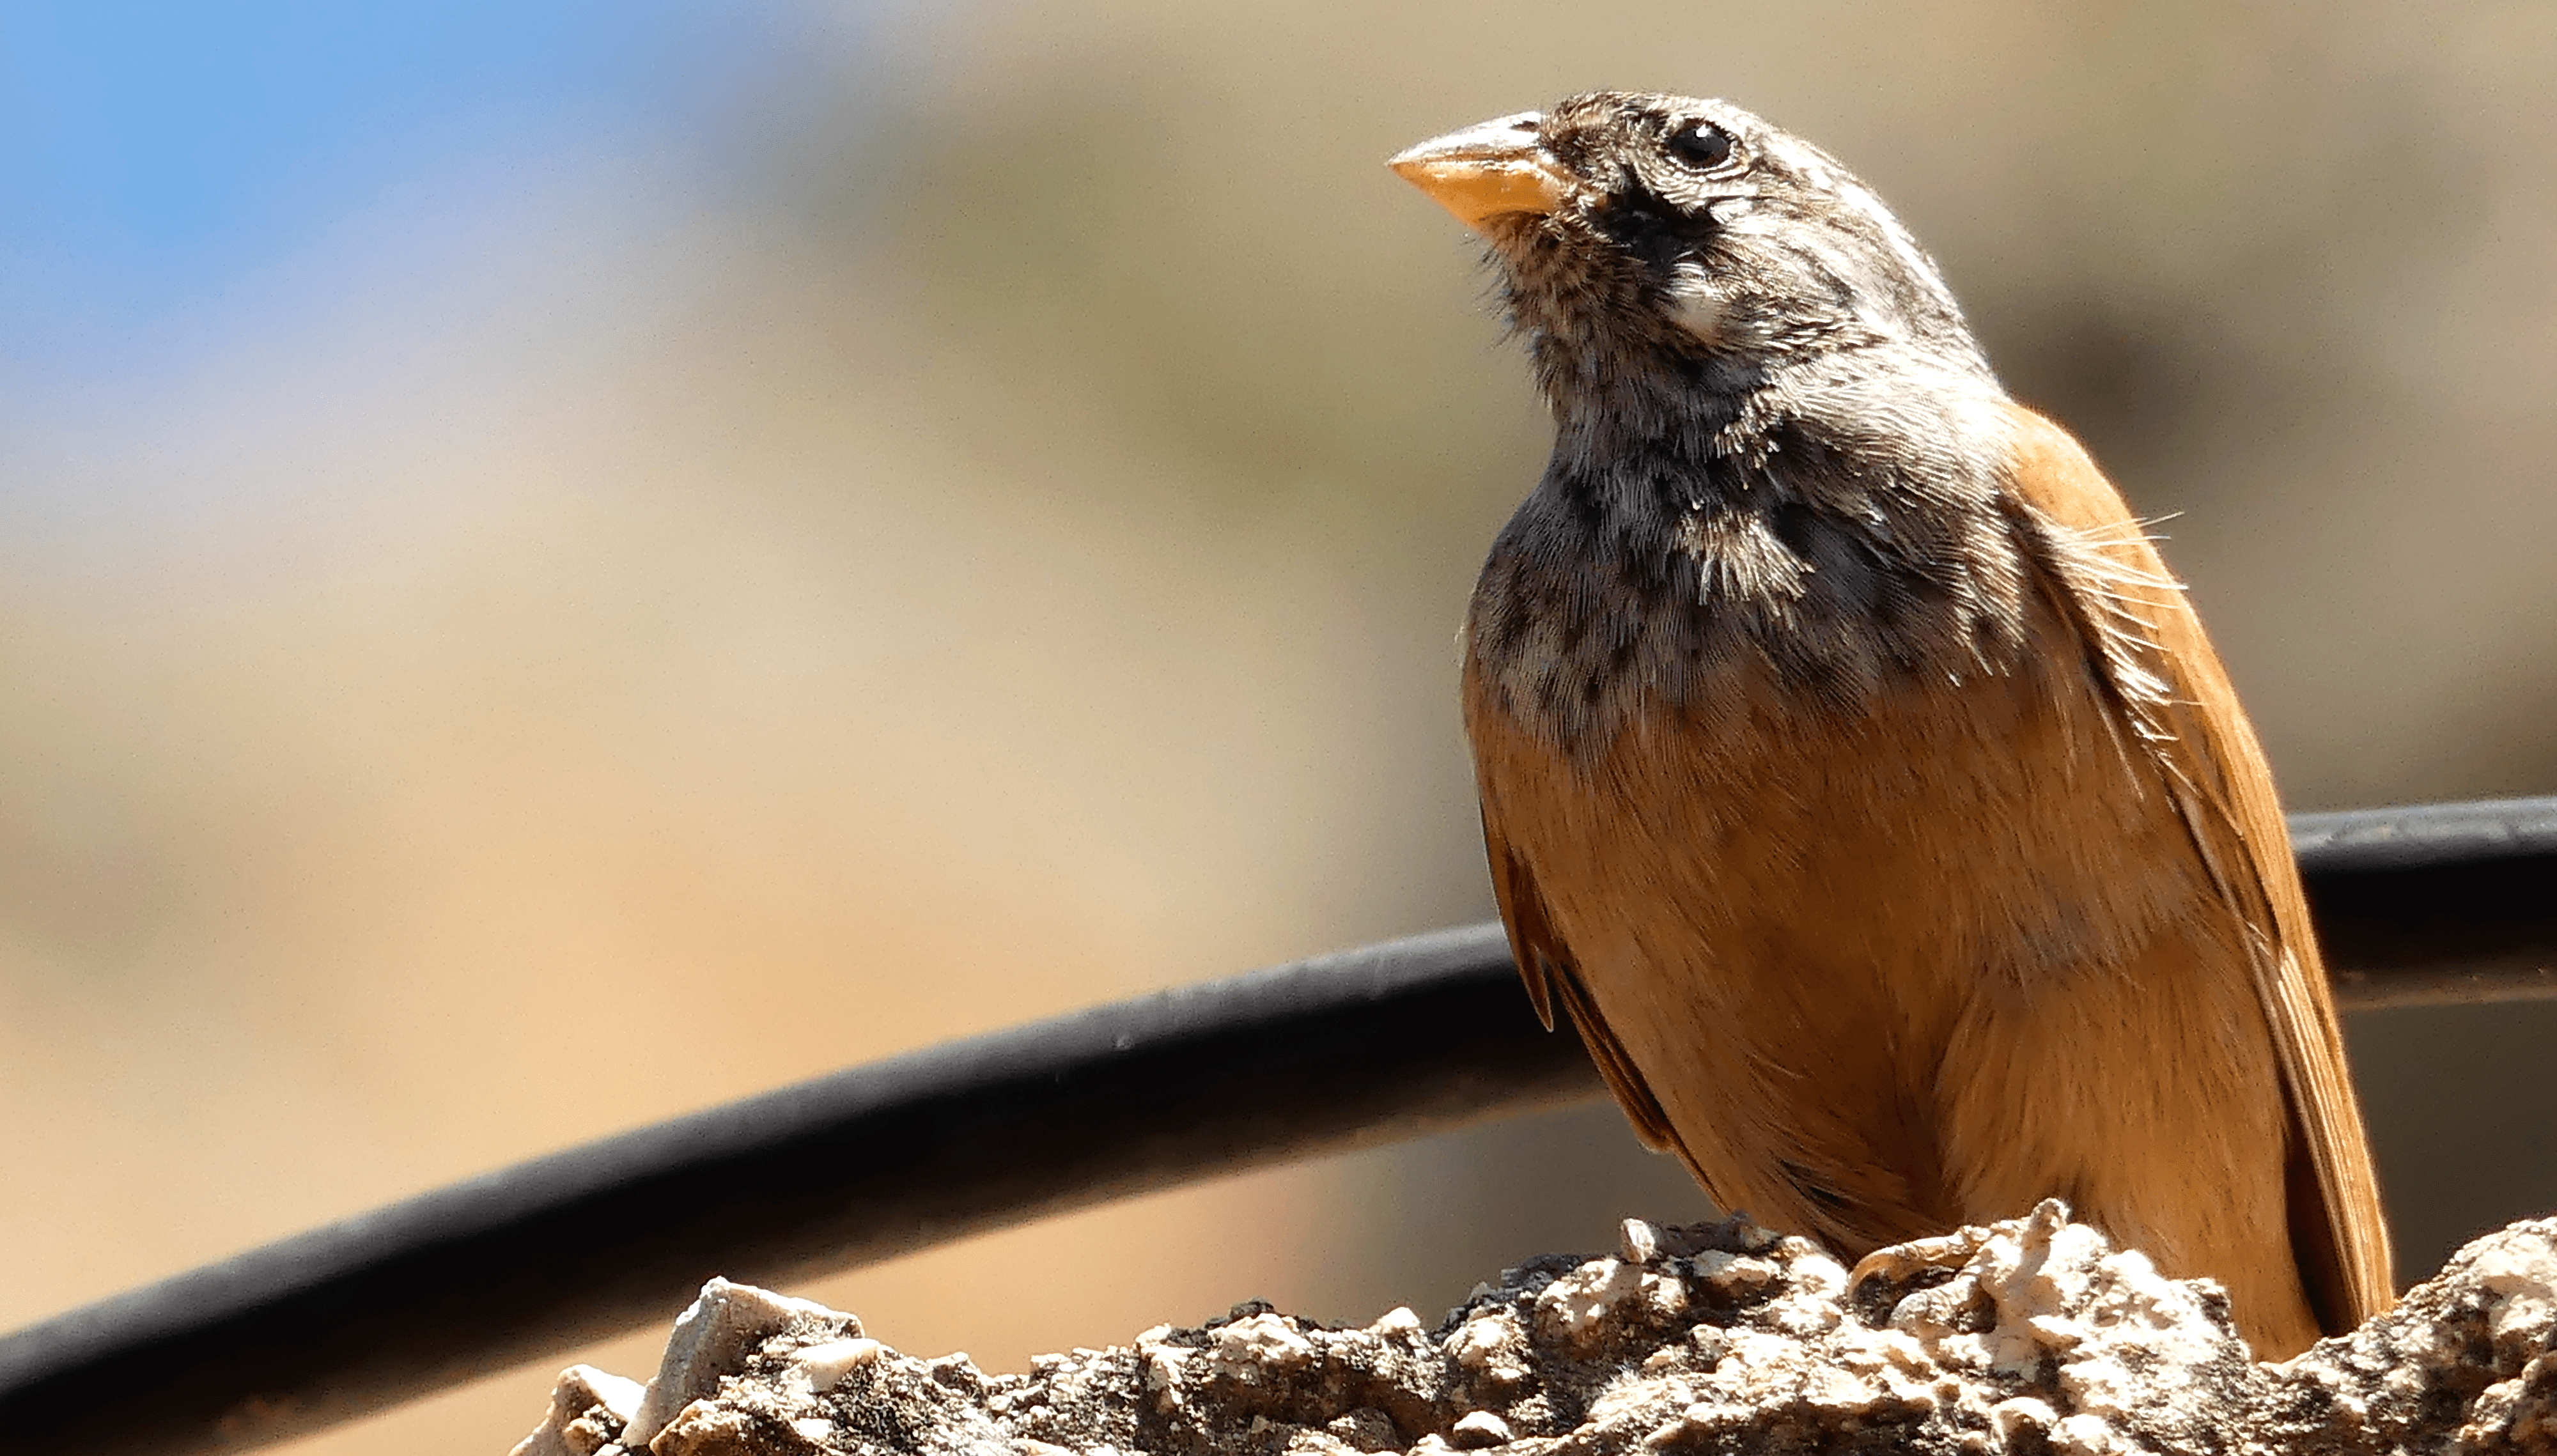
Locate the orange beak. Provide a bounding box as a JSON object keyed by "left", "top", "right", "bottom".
{"left": 1388, "top": 112, "right": 1568, "bottom": 233}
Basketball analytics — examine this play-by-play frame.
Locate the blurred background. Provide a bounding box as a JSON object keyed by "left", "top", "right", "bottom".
{"left": 3, "top": 1, "right": 2553, "bottom": 1451}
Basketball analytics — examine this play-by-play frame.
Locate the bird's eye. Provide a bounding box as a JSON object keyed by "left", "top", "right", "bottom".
{"left": 1665, "top": 121, "right": 1734, "bottom": 170}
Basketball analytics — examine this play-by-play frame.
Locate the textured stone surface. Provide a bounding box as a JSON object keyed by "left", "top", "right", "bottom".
{"left": 511, "top": 1203, "right": 2557, "bottom": 1456}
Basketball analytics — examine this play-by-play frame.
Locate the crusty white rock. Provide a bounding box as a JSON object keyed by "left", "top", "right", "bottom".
{"left": 511, "top": 1205, "right": 2557, "bottom": 1456}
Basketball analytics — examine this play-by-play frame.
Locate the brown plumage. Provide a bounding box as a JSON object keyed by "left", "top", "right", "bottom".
{"left": 1390, "top": 94, "right": 2392, "bottom": 1358}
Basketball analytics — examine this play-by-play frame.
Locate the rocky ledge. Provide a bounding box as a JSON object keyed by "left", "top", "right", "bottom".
{"left": 513, "top": 1202, "right": 2557, "bottom": 1456}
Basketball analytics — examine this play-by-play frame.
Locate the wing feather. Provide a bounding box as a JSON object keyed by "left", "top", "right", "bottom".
{"left": 1479, "top": 774, "right": 1681, "bottom": 1153}
{"left": 1998, "top": 404, "right": 2396, "bottom": 1331}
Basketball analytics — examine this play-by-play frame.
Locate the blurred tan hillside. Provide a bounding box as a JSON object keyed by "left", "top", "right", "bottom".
{"left": 2, "top": 4, "right": 2552, "bottom": 1455}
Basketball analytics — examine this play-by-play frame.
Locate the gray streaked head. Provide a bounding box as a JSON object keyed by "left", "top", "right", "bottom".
{"left": 1396, "top": 93, "right": 1996, "bottom": 416}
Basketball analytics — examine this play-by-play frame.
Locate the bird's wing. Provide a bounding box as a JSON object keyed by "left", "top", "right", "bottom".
{"left": 1479, "top": 791, "right": 1681, "bottom": 1154}
{"left": 1997, "top": 403, "right": 2396, "bottom": 1332}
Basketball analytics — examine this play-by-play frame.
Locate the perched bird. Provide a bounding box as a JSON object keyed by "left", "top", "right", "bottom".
{"left": 1388, "top": 95, "right": 2393, "bottom": 1358}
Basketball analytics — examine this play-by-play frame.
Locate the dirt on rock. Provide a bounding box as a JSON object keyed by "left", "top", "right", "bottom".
{"left": 512, "top": 1202, "right": 2557, "bottom": 1456}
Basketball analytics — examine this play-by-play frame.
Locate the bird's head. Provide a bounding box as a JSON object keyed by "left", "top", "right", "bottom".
{"left": 1391, "top": 93, "right": 1992, "bottom": 412}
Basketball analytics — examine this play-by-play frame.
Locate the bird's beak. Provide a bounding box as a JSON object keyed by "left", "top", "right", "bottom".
{"left": 1388, "top": 112, "right": 1566, "bottom": 233}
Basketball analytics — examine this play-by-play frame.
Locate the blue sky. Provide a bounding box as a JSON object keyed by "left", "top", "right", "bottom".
{"left": 0, "top": 0, "right": 857, "bottom": 367}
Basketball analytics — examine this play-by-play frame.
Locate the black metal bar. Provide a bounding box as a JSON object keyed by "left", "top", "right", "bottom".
{"left": 2294, "top": 796, "right": 2557, "bottom": 1007}
{"left": 0, "top": 925, "right": 1592, "bottom": 1456}
{"left": 1, "top": 797, "right": 2551, "bottom": 1456}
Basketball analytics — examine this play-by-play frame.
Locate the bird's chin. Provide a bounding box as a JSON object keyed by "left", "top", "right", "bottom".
{"left": 1470, "top": 209, "right": 1561, "bottom": 258}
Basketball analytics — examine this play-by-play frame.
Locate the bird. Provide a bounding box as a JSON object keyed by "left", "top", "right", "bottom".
{"left": 1387, "top": 94, "right": 2393, "bottom": 1359}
